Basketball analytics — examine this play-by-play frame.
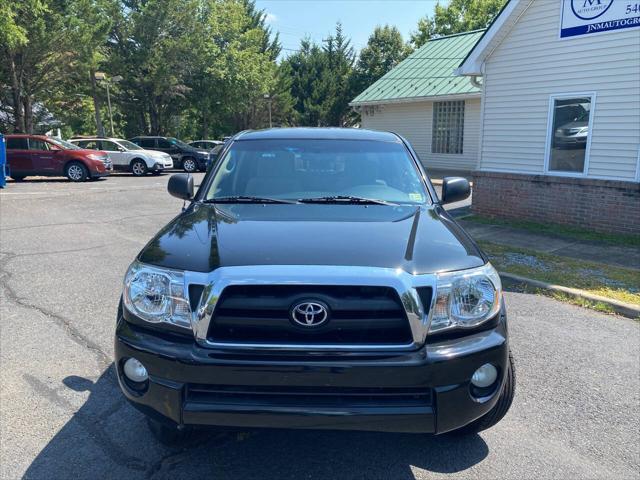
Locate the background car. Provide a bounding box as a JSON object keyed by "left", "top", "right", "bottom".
{"left": 70, "top": 137, "right": 173, "bottom": 176}
{"left": 188, "top": 140, "right": 223, "bottom": 151}
{"left": 5, "top": 134, "right": 112, "bottom": 182}
{"left": 129, "top": 136, "right": 209, "bottom": 173}
{"left": 552, "top": 103, "right": 589, "bottom": 148}
{"left": 554, "top": 111, "right": 589, "bottom": 147}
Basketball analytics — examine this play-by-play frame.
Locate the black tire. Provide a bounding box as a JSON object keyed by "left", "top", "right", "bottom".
{"left": 146, "top": 417, "right": 192, "bottom": 446}
{"left": 65, "top": 161, "right": 89, "bottom": 182}
{"left": 11, "top": 175, "right": 26, "bottom": 182}
{"left": 454, "top": 351, "right": 516, "bottom": 435}
{"left": 151, "top": 170, "right": 162, "bottom": 175}
{"left": 182, "top": 157, "right": 197, "bottom": 173}
{"left": 130, "top": 159, "right": 148, "bottom": 177}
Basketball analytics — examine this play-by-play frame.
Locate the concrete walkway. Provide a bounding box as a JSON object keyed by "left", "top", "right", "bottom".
{"left": 459, "top": 219, "right": 640, "bottom": 271}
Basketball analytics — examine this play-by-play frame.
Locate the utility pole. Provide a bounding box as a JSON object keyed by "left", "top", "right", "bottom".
{"left": 264, "top": 94, "right": 272, "bottom": 128}
{"left": 89, "top": 69, "right": 105, "bottom": 137}
{"left": 95, "top": 73, "right": 122, "bottom": 137}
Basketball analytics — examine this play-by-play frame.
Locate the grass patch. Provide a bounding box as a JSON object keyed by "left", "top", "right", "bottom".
{"left": 546, "top": 291, "right": 617, "bottom": 315}
{"left": 465, "top": 215, "right": 640, "bottom": 248}
{"left": 480, "top": 241, "right": 640, "bottom": 306}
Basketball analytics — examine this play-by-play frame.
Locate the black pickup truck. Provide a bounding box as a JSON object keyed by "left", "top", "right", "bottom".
{"left": 115, "top": 128, "right": 515, "bottom": 444}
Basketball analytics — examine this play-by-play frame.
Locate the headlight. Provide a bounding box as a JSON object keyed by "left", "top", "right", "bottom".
{"left": 87, "top": 153, "right": 107, "bottom": 162}
{"left": 123, "top": 261, "right": 191, "bottom": 329}
{"left": 429, "top": 263, "right": 501, "bottom": 333}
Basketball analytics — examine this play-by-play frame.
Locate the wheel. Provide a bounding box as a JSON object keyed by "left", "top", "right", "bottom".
{"left": 454, "top": 351, "right": 516, "bottom": 435}
{"left": 151, "top": 170, "right": 162, "bottom": 175}
{"left": 65, "top": 162, "right": 88, "bottom": 182}
{"left": 182, "top": 157, "right": 197, "bottom": 173}
{"left": 146, "top": 417, "right": 192, "bottom": 446}
{"left": 130, "top": 159, "right": 148, "bottom": 177}
{"left": 11, "top": 175, "right": 26, "bottom": 182}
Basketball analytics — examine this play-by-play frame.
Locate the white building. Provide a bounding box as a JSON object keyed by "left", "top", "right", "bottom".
{"left": 456, "top": 0, "right": 640, "bottom": 234}
{"left": 350, "top": 30, "right": 485, "bottom": 173}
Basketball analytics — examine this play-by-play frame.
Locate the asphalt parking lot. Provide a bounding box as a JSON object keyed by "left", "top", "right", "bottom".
{"left": 1, "top": 173, "right": 638, "bottom": 480}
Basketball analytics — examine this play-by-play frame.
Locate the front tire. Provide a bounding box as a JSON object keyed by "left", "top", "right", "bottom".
{"left": 146, "top": 418, "right": 192, "bottom": 446}
{"left": 65, "top": 162, "right": 88, "bottom": 182}
{"left": 130, "top": 159, "right": 148, "bottom": 177}
{"left": 182, "top": 157, "right": 197, "bottom": 173}
{"left": 454, "top": 351, "right": 516, "bottom": 435}
{"left": 11, "top": 175, "right": 26, "bottom": 182}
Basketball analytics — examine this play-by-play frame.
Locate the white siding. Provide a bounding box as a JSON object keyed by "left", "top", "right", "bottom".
{"left": 480, "top": 0, "right": 640, "bottom": 181}
{"left": 361, "top": 98, "right": 481, "bottom": 171}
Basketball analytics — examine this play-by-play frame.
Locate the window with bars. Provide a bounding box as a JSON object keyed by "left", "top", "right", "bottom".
{"left": 432, "top": 101, "right": 465, "bottom": 154}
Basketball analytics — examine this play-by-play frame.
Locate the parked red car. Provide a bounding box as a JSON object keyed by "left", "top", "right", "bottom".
{"left": 5, "top": 134, "right": 113, "bottom": 182}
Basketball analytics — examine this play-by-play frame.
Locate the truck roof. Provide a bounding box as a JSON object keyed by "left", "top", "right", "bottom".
{"left": 236, "top": 128, "right": 401, "bottom": 142}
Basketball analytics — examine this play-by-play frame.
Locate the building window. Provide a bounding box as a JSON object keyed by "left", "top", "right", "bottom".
{"left": 547, "top": 95, "right": 594, "bottom": 174}
{"left": 432, "top": 101, "right": 465, "bottom": 154}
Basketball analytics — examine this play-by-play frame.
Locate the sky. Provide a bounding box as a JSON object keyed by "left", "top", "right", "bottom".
{"left": 255, "top": 0, "right": 440, "bottom": 56}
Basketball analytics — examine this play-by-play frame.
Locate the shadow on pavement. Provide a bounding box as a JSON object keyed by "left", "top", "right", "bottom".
{"left": 6, "top": 177, "right": 109, "bottom": 184}
{"left": 24, "top": 366, "right": 489, "bottom": 479}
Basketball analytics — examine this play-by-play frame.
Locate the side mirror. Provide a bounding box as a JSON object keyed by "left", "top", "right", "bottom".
{"left": 168, "top": 173, "right": 194, "bottom": 200}
{"left": 441, "top": 177, "right": 470, "bottom": 205}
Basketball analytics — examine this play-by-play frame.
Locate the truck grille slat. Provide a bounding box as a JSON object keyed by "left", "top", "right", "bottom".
{"left": 186, "top": 384, "right": 433, "bottom": 408}
{"left": 207, "top": 285, "right": 422, "bottom": 346}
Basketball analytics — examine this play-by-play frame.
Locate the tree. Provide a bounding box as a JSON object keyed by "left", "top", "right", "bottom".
{"left": 322, "top": 23, "right": 356, "bottom": 126}
{"left": 282, "top": 23, "right": 356, "bottom": 127}
{"left": 411, "top": 0, "right": 506, "bottom": 47}
{"left": 352, "top": 25, "right": 410, "bottom": 97}
{"left": 0, "top": 0, "right": 80, "bottom": 133}
{"left": 199, "top": 0, "right": 292, "bottom": 133}
{"left": 106, "top": 0, "right": 203, "bottom": 136}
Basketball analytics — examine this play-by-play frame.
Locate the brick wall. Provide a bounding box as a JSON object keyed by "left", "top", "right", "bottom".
{"left": 472, "top": 171, "right": 640, "bottom": 235}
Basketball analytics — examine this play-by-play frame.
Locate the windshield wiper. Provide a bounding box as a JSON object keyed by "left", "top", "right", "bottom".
{"left": 203, "top": 196, "right": 298, "bottom": 204}
{"left": 297, "top": 195, "right": 398, "bottom": 206}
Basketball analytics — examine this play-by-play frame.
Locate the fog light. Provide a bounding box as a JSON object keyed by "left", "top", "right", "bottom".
{"left": 471, "top": 363, "right": 497, "bottom": 388}
{"left": 123, "top": 358, "right": 148, "bottom": 383}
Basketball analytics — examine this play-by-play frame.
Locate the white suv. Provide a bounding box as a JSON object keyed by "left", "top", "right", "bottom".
{"left": 69, "top": 137, "right": 173, "bottom": 176}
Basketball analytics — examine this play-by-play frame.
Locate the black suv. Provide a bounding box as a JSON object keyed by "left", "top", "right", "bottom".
{"left": 116, "top": 128, "right": 515, "bottom": 444}
{"left": 129, "top": 136, "right": 210, "bottom": 173}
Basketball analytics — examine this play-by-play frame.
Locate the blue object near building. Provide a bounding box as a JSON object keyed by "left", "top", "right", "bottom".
{"left": 0, "top": 134, "right": 6, "bottom": 188}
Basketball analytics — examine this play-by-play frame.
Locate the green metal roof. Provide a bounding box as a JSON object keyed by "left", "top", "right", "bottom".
{"left": 351, "top": 30, "right": 484, "bottom": 105}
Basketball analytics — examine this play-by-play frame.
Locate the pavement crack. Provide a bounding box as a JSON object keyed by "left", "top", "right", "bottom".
{"left": 0, "top": 251, "right": 111, "bottom": 369}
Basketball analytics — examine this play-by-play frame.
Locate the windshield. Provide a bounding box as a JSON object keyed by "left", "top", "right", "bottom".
{"left": 51, "top": 138, "right": 81, "bottom": 150}
{"left": 168, "top": 137, "right": 193, "bottom": 149}
{"left": 118, "top": 139, "right": 143, "bottom": 150}
{"left": 205, "top": 139, "right": 428, "bottom": 205}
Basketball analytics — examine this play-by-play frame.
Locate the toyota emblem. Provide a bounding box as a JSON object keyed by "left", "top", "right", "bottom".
{"left": 290, "top": 300, "right": 330, "bottom": 327}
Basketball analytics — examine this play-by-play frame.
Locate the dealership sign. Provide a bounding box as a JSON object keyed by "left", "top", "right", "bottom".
{"left": 561, "top": 0, "right": 640, "bottom": 38}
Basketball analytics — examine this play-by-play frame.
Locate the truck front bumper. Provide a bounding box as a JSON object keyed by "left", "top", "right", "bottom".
{"left": 115, "top": 311, "right": 508, "bottom": 434}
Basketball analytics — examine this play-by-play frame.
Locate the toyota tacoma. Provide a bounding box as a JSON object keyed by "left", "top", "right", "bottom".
{"left": 115, "top": 128, "right": 515, "bottom": 444}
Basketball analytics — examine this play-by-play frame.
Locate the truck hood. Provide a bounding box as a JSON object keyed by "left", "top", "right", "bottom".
{"left": 138, "top": 204, "right": 485, "bottom": 274}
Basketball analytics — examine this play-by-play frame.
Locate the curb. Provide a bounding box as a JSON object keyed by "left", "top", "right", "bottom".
{"left": 499, "top": 271, "right": 640, "bottom": 319}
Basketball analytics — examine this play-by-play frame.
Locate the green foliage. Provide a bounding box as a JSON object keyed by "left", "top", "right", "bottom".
{"left": 0, "top": 0, "right": 504, "bottom": 137}
{"left": 411, "top": 0, "right": 506, "bottom": 47}
{"left": 0, "top": 0, "right": 35, "bottom": 49}
{"left": 282, "top": 23, "right": 356, "bottom": 127}
{"left": 0, "top": 0, "right": 291, "bottom": 137}
{"left": 352, "top": 25, "right": 410, "bottom": 99}
{"left": 0, "top": 0, "right": 105, "bottom": 133}
{"left": 480, "top": 241, "right": 640, "bottom": 306}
